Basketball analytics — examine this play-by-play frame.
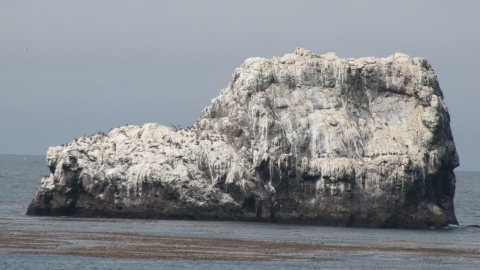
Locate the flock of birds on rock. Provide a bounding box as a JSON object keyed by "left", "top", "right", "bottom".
{"left": 171, "top": 125, "right": 196, "bottom": 132}
{"left": 58, "top": 124, "right": 198, "bottom": 148}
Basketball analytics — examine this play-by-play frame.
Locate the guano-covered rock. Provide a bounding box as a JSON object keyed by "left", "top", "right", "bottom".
{"left": 27, "top": 48, "right": 459, "bottom": 228}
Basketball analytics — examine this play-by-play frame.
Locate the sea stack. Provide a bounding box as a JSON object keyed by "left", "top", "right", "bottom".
{"left": 27, "top": 48, "right": 459, "bottom": 228}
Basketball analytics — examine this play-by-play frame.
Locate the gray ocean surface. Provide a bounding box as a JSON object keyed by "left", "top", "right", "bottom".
{"left": 0, "top": 154, "right": 479, "bottom": 269}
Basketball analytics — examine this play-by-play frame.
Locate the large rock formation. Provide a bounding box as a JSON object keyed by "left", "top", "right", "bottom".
{"left": 27, "top": 48, "right": 459, "bottom": 228}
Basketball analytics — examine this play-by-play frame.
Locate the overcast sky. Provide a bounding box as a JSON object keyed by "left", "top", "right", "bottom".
{"left": 1, "top": 0, "right": 478, "bottom": 171}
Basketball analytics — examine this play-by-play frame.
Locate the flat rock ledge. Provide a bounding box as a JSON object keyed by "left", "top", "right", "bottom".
{"left": 27, "top": 48, "right": 459, "bottom": 228}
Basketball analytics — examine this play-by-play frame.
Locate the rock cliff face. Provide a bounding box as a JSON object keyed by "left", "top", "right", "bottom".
{"left": 27, "top": 48, "right": 459, "bottom": 228}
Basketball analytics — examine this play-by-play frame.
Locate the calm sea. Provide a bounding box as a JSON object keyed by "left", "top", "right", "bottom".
{"left": 0, "top": 154, "right": 479, "bottom": 269}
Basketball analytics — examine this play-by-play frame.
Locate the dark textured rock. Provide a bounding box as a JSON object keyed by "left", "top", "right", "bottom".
{"left": 27, "top": 48, "right": 459, "bottom": 228}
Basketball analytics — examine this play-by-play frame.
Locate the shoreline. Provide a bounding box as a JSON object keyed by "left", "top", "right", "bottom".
{"left": 1, "top": 229, "right": 479, "bottom": 262}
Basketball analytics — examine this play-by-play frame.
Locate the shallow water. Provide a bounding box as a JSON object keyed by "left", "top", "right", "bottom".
{"left": 2, "top": 253, "right": 479, "bottom": 270}
{"left": 0, "top": 154, "right": 479, "bottom": 269}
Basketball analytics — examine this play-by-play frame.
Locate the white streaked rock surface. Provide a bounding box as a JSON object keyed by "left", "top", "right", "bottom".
{"left": 28, "top": 48, "right": 459, "bottom": 228}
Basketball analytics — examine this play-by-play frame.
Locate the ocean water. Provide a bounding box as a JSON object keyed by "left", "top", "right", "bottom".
{"left": 0, "top": 154, "right": 479, "bottom": 269}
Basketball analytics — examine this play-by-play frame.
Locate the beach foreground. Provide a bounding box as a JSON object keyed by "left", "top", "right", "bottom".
{"left": 2, "top": 226, "right": 479, "bottom": 263}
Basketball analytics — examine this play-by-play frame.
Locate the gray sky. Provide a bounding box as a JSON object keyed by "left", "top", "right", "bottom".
{"left": 1, "top": 0, "right": 479, "bottom": 171}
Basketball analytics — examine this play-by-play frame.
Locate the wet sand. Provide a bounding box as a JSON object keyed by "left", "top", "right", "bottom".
{"left": 1, "top": 229, "right": 479, "bottom": 262}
